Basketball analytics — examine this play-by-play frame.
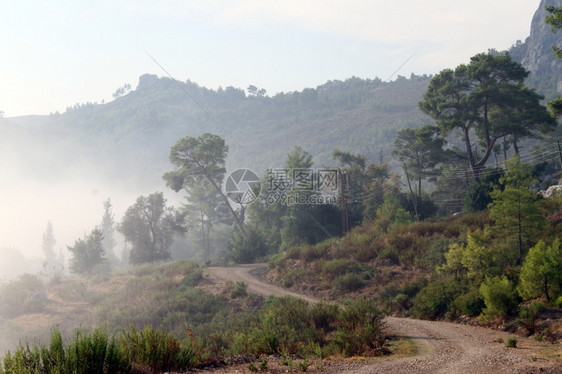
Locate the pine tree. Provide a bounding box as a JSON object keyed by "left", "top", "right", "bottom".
{"left": 100, "top": 199, "right": 119, "bottom": 265}
{"left": 67, "top": 228, "right": 106, "bottom": 274}
{"left": 118, "top": 192, "right": 185, "bottom": 265}
{"left": 489, "top": 156, "right": 546, "bottom": 263}
{"left": 518, "top": 239, "right": 562, "bottom": 301}
{"left": 42, "top": 221, "right": 57, "bottom": 268}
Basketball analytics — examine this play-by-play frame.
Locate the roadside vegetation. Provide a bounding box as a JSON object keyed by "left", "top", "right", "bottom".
{"left": 0, "top": 262, "right": 389, "bottom": 373}
{"left": 269, "top": 158, "right": 562, "bottom": 334}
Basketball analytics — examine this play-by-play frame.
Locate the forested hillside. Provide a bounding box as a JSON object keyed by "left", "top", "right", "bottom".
{"left": 1, "top": 74, "right": 432, "bottom": 187}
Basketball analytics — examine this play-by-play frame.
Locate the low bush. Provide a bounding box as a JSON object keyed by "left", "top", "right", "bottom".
{"left": 517, "top": 302, "right": 544, "bottom": 335}
{"left": 267, "top": 253, "right": 286, "bottom": 271}
{"left": 422, "top": 238, "right": 455, "bottom": 270}
{"left": 238, "top": 296, "right": 387, "bottom": 358}
{"left": 0, "top": 274, "right": 44, "bottom": 318}
{"left": 95, "top": 273, "right": 226, "bottom": 337}
{"left": 342, "top": 233, "right": 379, "bottom": 262}
{"left": 505, "top": 337, "right": 518, "bottom": 348}
{"left": 286, "top": 244, "right": 326, "bottom": 262}
{"left": 230, "top": 281, "right": 248, "bottom": 298}
{"left": 321, "top": 259, "right": 352, "bottom": 279}
{"left": 452, "top": 289, "right": 484, "bottom": 317}
{"left": 0, "top": 326, "right": 130, "bottom": 374}
{"left": 283, "top": 268, "right": 305, "bottom": 288}
{"left": 120, "top": 326, "right": 196, "bottom": 373}
{"left": 332, "top": 273, "right": 365, "bottom": 293}
{"left": 162, "top": 260, "right": 200, "bottom": 277}
{"left": 376, "top": 247, "right": 400, "bottom": 265}
{"left": 1, "top": 290, "right": 388, "bottom": 372}
{"left": 411, "top": 277, "right": 463, "bottom": 319}
{"left": 335, "top": 299, "right": 387, "bottom": 356}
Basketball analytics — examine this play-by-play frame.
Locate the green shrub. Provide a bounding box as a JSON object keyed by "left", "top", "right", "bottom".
{"left": 402, "top": 278, "right": 429, "bottom": 298}
{"left": 422, "top": 238, "right": 454, "bottom": 270}
{"left": 332, "top": 273, "right": 365, "bottom": 293}
{"left": 535, "top": 328, "right": 548, "bottom": 342}
{"left": 298, "top": 359, "right": 310, "bottom": 372}
{"left": 505, "top": 337, "right": 518, "bottom": 348}
{"left": 0, "top": 274, "right": 44, "bottom": 318}
{"left": 335, "top": 299, "right": 386, "bottom": 356}
{"left": 268, "top": 253, "right": 286, "bottom": 271}
{"left": 66, "top": 327, "right": 114, "bottom": 373}
{"left": 131, "top": 263, "right": 156, "bottom": 276}
{"left": 162, "top": 260, "right": 200, "bottom": 277}
{"left": 398, "top": 249, "right": 418, "bottom": 266}
{"left": 120, "top": 326, "right": 196, "bottom": 372}
{"left": 387, "top": 233, "right": 414, "bottom": 256}
{"left": 283, "top": 268, "right": 305, "bottom": 288}
{"left": 95, "top": 270, "right": 227, "bottom": 337}
{"left": 479, "top": 276, "right": 518, "bottom": 320}
{"left": 411, "top": 277, "right": 462, "bottom": 319}
{"left": 321, "top": 259, "right": 352, "bottom": 279}
{"left": 308, "top": 303, "right": 339, "bottom": 337}
{"left": 376, "top": 247, "right": 399, "bottom": 265}
{"left": 287, "top": 244, "right": 325, "bottom": 262}
{"left": 230, "top": 281, "right": 248, "bottom": 298}
{"left": 517, "top": 302, "right": 544, "bottom": 334}
{"left": 258, "top": 297, "right": 311, "bottom": 355}
{"left": 452, "top": 289, "right": 485, "bottom": 317}
{"left": 0, "top": 326, "right": 130, "bottom": 374}
{"left": 344, "top": 233, "right": 378, "bottom": 262}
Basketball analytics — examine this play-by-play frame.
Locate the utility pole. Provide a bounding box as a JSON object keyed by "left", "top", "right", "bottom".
{"left": 403, "top": 165, "right": 419, "bottom": 220}
{"left": 557, "top": 140, "right": 562, "bottom": 173}
{"left": 340, "top": 171, "right": 349, "bottom": 236}
{"left": 503, "top": 136, "right": 508, "bottom": 165}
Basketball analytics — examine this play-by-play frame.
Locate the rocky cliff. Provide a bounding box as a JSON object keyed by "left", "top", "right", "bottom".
{"left": 520, "top": 0, "right": 562, "bottom": 93}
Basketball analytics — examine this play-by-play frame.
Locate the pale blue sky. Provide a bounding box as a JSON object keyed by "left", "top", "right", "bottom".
{"left": 1, "top": 0, "right": 540, "bottom": 117}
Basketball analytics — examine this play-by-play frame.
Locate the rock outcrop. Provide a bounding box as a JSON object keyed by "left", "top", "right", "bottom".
{"left": 520, "top": 0, "right": 562, "bottom": 92}
{"left": 540, "top": 184, "right": 562, "bottom": 198}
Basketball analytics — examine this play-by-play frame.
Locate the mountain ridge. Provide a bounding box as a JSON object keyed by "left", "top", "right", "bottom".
{"left": 1, "top": 0, "right": 559, "bottom": 185}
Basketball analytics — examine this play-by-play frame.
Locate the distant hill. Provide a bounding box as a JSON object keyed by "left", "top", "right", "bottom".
{"left": 1, "top": 74, "right": 432, "bottom": 190}
{"left": 1, "top": 0, "right": 559, "bottom": 190}
{"left": 0, "top": 0, "right": 560, "bottom": 268}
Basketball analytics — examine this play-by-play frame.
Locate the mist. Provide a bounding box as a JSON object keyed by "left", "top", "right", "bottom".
{"left": 0, "top": 120, "right": 184, "bottom": 281}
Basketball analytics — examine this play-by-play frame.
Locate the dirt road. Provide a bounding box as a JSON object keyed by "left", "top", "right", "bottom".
{"left": 206, "top": 264, "right": 562, "bottom": 374}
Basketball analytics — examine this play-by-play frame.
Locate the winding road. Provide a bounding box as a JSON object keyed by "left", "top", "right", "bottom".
{"left": 207, "top": 264, "right": 561, "bottom": 374}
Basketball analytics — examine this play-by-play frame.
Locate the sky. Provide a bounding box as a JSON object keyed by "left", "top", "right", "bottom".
{"left": 0, "top": 0, "right": 540, "bottom": 117}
